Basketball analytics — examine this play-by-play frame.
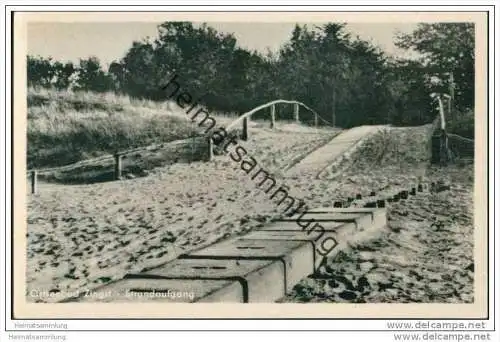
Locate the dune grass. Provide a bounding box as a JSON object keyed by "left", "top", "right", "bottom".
{"left": 27, "top": 88, "right": 207, "bottom": 169}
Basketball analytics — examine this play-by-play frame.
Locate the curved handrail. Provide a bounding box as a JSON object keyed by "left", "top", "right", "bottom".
{"left": 225, "top": 99, "right": 330, "bottom": 131}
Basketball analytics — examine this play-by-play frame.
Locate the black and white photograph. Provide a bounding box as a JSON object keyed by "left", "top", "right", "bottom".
{"left": 6, "top": 8, "right": 493, "bottom": 328}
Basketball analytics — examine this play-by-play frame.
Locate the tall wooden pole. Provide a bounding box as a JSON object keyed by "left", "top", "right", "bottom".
{"left": 270, "top": 104, "right": 276, "bottom": 129}
{"left": 207, "top": 137, "right": 213, "bottom": 161}
{"left": 242, "top": 117, "right": 248, "bottom": 141}
{"left": 31, "top": 170, "right": 37, "bottom": 194}
{"left": 449, "top": 72, "right": 455, "bottom": 119}
{"left": 114, "top": 154, "right": 122, "bottom": 180}
{"left": 449, "top": 72, "right": 455, "bottom": 104}
{"left": 331, "top": 87, "right": 336, "bottom": 127}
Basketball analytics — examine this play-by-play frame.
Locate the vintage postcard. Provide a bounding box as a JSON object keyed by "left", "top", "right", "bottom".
{"left": 9, "top": 9, "right": 490, "bottom": 320}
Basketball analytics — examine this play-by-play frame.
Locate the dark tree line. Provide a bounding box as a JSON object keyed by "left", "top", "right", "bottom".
{"left": 27, "top": 55, "right": 113, "bottom": 92}
{"left": 27, "top": 22, "right": 474, "bottom": 128}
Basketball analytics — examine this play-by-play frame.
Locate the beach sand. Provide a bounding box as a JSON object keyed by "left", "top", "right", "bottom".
{"left": 26, "top": 125, "right": 474, "bottom": 303}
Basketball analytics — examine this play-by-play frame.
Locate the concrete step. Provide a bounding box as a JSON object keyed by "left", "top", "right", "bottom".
{"left": 140, "top": 258, "right": 284, "bottom": 303}
{"left": 306, "top": 207, "right": 387, "bottom": 231}
{"left": 242, "top": 230, "right": 338, "bottom": 269}
{"left": 261, "top": 208, "right": 386, "bottom": 268}
{"left": 282, "top": 212, "right": 373, "bottom": 231}
{"left": 180, "top": 238, "right": 314, "bottom": 297}
{"left": 68, "top": 207, "right": 387, "bottom": 304}
{"left": 277, "top": 208, "right": 386, "bottom": 231}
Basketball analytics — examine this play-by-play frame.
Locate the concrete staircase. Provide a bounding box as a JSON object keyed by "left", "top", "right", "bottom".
{"left": 66, "top": 125, "right": 424, "bottom": 304}
{"left": 70, "top": 207, "right": 388, "bottom": 303}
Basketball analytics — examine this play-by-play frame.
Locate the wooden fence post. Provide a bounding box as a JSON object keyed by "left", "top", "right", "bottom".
{"left": 437, "top": 95, "right": 446, "bottom": 131}
{"left": 314, "top": 113, "right": 318, "bottom": 128}
{"left": 332, "top": 88, "right": 336, "bottom": 127}
{"left": 114, "top": 154, "right": 122, "bottom": 180}
{"left": 270, "top": 104, "right": 276, "bottom": 129}
{"left": 242, "top": 117, "right": 248, "bottom": 141}
{"left": 439, "top": 129, "right": 450, "bottom": 165}
{"left": 293, "top": 103, "right": 299, "bottom": 122}
{"left": 449, "top": 72, "right": 455, "bottom": 118}
{"left": 30, "top": 170, "right": 37, "bottom": 194}
{"left": 207, "top": 136, "right": 213, "bottom": 161}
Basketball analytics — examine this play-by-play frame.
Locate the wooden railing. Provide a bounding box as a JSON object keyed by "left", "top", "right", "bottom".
{"left": 430, "top": 93, "right": 474, "bottom": 164}
{"left": 225, "top": 99, "right": 331, "bottom": 138}
{"left": 27, "top": 99, "right": 329, "bottom": 194}
{"left": 27, "top": 137, "right": 208, "bottom": 194}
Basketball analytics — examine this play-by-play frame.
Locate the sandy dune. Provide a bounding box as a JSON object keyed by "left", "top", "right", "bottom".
{"left": 26, "top": 125, "right": 473, "bottom": 304}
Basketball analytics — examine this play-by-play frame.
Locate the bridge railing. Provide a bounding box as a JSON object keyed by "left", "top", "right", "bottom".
{"left": 225, "top": 99, "right": 331, "bottom": 138}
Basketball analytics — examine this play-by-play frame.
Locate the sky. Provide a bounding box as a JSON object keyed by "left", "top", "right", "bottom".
{"left": 27, "top": 22, "right": 420, "bottom": 67}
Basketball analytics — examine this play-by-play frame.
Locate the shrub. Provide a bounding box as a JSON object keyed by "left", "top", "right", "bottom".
{"left": 446, "top": 109, "right": 474, "bottom": 139}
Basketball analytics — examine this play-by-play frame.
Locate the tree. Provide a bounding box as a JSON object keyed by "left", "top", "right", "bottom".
{"left": 52, "top": 61, "right": 76, "bottom": 90}
{"left": 27, "top": 55, "right": 56, "bottom": 88}
{"left": 276, "top": 23, "right": 394, "bottom": 127}
{"left": 27, "top": 21, "right": 436, "bottom": 129}
{"left": 75, "top": 56, "right": 113, "bottom": 92}
{"left": 385, "top": 58, "right": 436, "bottom": 125}
{"left": 396, "top": 23, "right": 475, "bottom": 111}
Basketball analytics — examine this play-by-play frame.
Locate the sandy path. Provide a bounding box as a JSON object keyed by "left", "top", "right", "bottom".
{"left": 26, "top": 128, "right": 338, "bottom": 302}
{"left": 286, "top": 125, "right": 385, "bottom": 177}
{"left": 26, "top": 125, "right": 473, "bottom": 304}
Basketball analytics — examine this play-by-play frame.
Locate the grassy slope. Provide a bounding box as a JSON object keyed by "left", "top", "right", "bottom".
{"left": 28, "top": 88, "right": 204, "bottom": 169}
{"left": 28, "top": 88, "right": 340, "bottom": 183}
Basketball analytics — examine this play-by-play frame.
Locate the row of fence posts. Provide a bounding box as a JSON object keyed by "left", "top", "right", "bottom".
{"left": 270, "top": 103, "right": 301, "bottom": 130}
{"left": 30, "top": 153, "right": 124, "bottom": 194}
{"left": 30, "top": 103, "right": 304, "bottom": 193}
{"left": 206, "top": 102, "right": 303, "bottom": 161}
